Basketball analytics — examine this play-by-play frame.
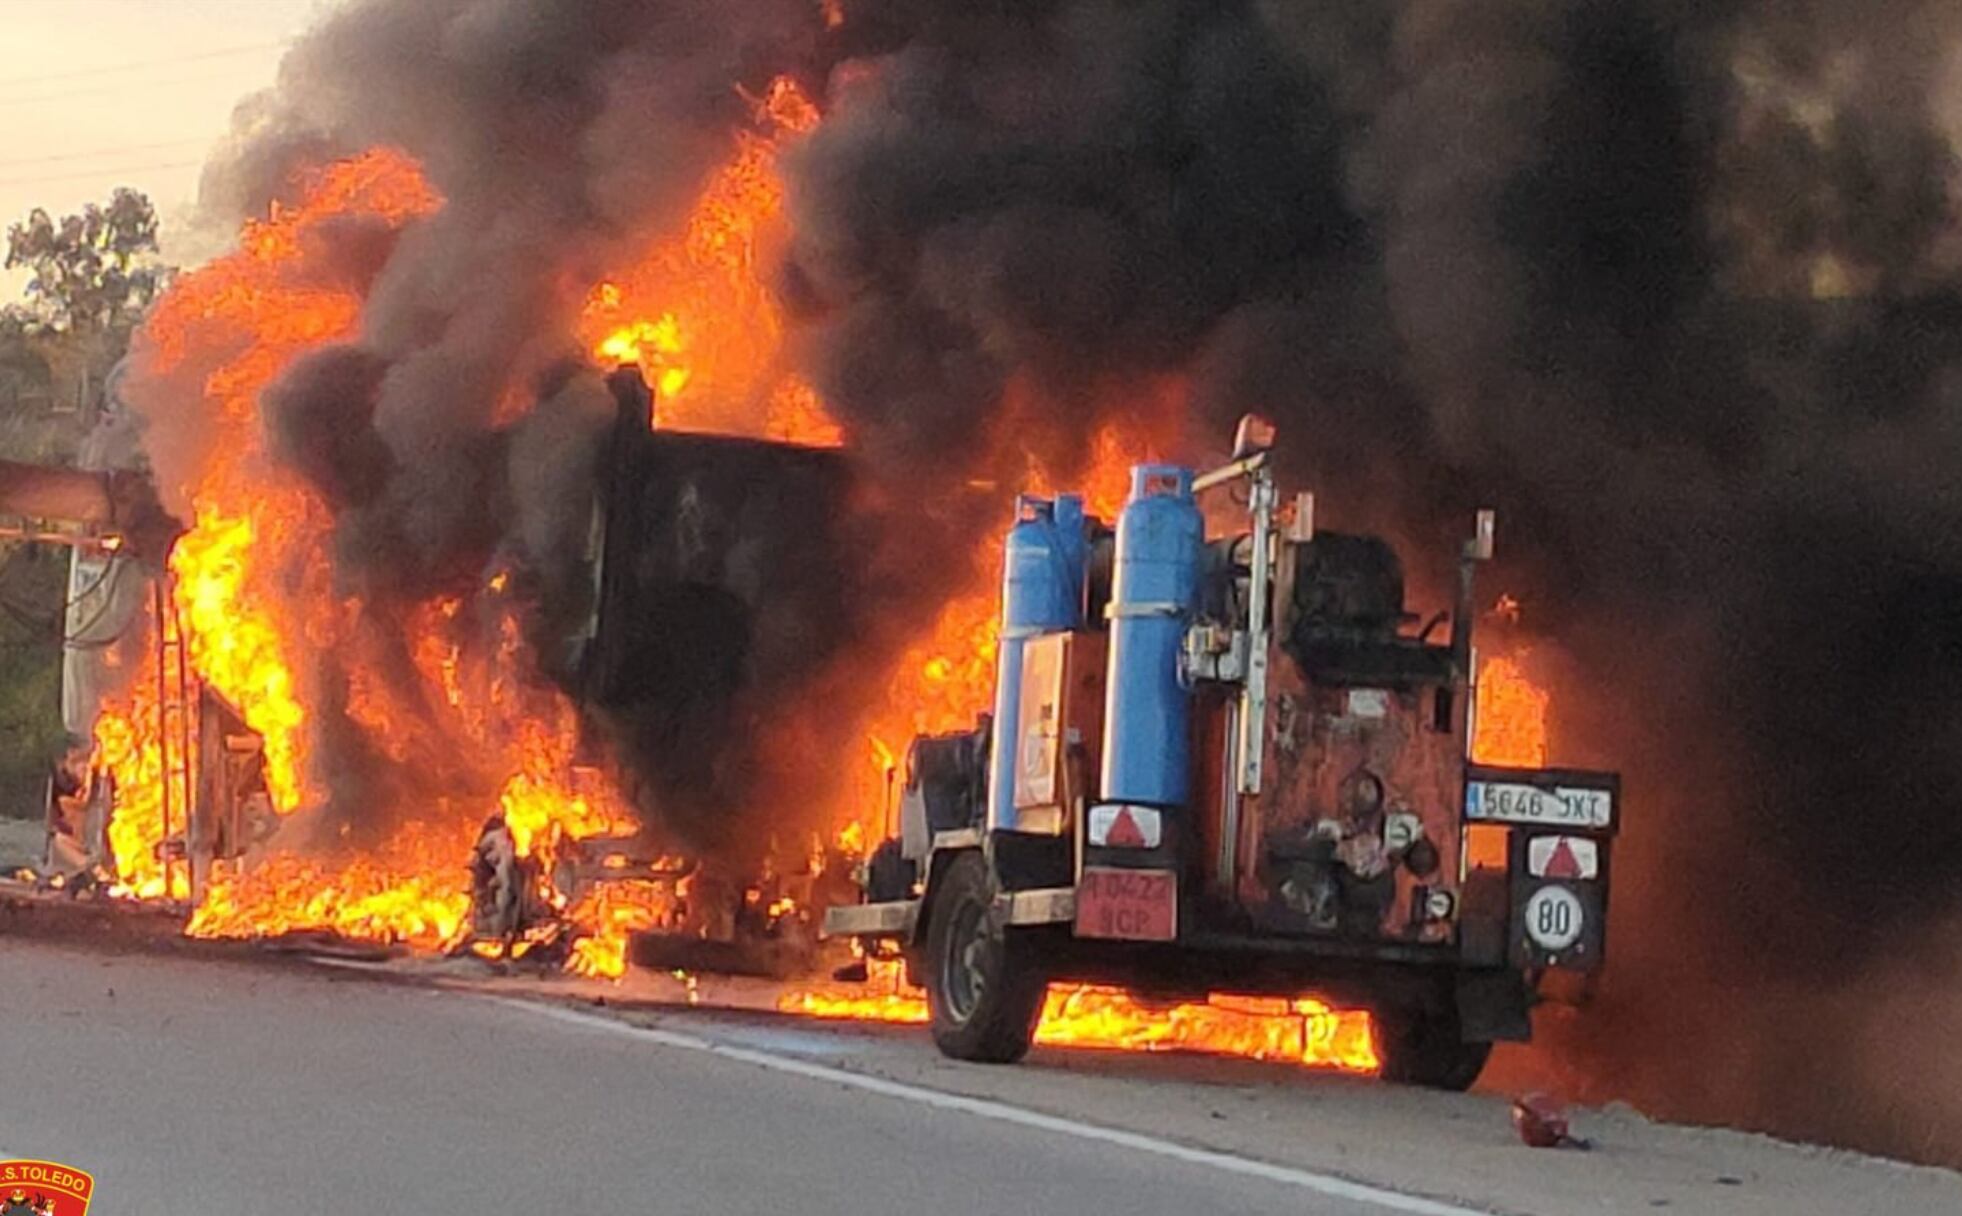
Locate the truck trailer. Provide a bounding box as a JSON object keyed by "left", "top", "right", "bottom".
{"left": 823, "top": 417, "right": 1619, "bottom": 1089}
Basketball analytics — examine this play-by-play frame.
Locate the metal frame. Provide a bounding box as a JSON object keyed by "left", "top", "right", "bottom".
{"left": 152, "top": 575, "right": 196, "bottom": 903}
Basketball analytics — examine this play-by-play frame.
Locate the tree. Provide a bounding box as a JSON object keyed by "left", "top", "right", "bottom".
{"left": 3, "top": 188, "right": 167, "bottom": 341}
{"left": 0, "top": 189, "right": 170, "bottom": 830}
{"left": 0, "top": 545, "right": 69, "bottom": 820}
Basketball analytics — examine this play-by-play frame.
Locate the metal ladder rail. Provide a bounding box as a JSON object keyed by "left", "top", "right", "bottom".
{"left": 152, "top": 577, "right": 196, "bottom": 902}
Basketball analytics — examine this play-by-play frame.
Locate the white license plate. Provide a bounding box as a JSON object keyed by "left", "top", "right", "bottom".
{"left": 1465, "top": 780, "right": 1612, "bottom": 829}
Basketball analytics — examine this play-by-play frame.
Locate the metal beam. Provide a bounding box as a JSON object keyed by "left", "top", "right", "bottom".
{"left": 822, "top": 899, "right": 918, "bottom": 940}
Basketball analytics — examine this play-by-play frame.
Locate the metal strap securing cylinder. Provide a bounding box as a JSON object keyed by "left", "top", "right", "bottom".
{"left": 1104, "top": 601, "right": 1187, "bottom": 619}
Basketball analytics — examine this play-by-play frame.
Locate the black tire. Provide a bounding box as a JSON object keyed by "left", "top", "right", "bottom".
{"left": 1374, "top": 1005, "right": 1493, "bottom": 1091}
{"left": 925, "top": 852, "right": 1046, "bottom": 1063}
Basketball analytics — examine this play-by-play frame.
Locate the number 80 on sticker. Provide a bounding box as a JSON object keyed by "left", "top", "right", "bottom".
{"left": 1524, "top": 884, "right": 1585, "bottom": 951}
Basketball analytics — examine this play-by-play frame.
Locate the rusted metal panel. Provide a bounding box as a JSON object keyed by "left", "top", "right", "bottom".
{"left": 1245, "top": 654, "right": 1465, "bottom": 944}
{"left": 0, "top": 459, "right": 178, "bottom": 558}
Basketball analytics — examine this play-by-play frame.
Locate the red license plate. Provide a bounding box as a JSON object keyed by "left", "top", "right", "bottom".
{"left": 1074, "top": 867, "right": 1177, "bottom": 942}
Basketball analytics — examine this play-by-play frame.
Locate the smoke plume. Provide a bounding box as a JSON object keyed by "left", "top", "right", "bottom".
{"left": 783, "top": 0, "right": 1962, "bottom": 1163}
{"left": 137, "top": 0, "right": 856, "bottom": 858}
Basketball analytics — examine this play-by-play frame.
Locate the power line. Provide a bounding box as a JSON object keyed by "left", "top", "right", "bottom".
{"left": 0, "top": 138, "right": 212, "bottom": 172}
{"left": 0, "top": 40, "right": 293, "bottom": 91}
{"left": 0, "top": 160, "right": 202, "bottom": 190}
{"left": 0, "top": 63, "right": 278, "bottom": 109}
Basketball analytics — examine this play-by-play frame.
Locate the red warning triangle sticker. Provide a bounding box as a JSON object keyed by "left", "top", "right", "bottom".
{"left": 1106, "top": 807, "right": 1147, "bottom": 848}
{"left": 1544, "top": 838, "right": 1583, "bottom": 880}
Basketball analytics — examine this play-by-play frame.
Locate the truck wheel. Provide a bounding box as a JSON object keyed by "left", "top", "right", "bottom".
{"left": 1374, "top": 1006, "right": 1492, "bottom": 1092}
{"left": 925, "top": 852, "right": 1046, "bottom": 1064}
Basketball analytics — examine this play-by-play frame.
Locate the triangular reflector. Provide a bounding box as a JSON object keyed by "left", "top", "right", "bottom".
{"left": 1106, "top": 807, "right": 1147, "bottom": 848}
{"left": 1545, "top": 838, "right": 1582, "bottom": 880}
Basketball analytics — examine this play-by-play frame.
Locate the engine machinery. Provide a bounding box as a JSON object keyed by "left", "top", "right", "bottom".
{"left": 825, "top": 418, "right": 1619, "bottom": 1088}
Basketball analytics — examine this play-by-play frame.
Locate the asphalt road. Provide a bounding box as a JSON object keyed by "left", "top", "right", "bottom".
{"left": 0, "top": 938, "right": 1437, "bottom": 1216}
{"left": 3, "top": 933, "right": 1959, "bottom": 1216}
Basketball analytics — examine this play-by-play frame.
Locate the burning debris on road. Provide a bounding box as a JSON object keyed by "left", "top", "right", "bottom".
{"left": 17, "top": 0, "right": 1962, "bottom": 1169}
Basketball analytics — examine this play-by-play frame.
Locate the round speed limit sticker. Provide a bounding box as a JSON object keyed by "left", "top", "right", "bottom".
{"left": 1524, "top": 884, "right": 1585, "bottom": 951}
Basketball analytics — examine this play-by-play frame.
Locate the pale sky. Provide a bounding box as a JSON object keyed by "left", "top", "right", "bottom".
{"left": 0, "top": 0, "right": 338, "bottom": 294}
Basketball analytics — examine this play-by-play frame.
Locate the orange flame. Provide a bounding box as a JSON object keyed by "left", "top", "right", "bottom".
{"left": 187, "top": 822, "right": 474, "bottom": 947}
{"left": 1475, "top": 592, "right": 1553, "bottom": 764}
{"left": 1473, "top": 652, "right": 1550, "bottom": 769}
{"left": 95, "top": 150, "right": 439, "bottom": 899}
{"left": 1468, "top": 605, "right": 1552, "bottom": 867}
{"left": 102, "top": 148, "right": 646, "bottom": 952}
{"left": 95, "top": 684, "right": 185, "bottom": 900}
{"left": 581, "top": 77, "right": 840, "bottom": 447}
{"left": 781, "top": 961, "right": 1380, "bottom": 1072}
{"left": 566, "top": 881, "right": 677, "bottom": 979}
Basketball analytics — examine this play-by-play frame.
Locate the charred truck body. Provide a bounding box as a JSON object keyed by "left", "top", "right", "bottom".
{"left": 470, "top": 367, "right": 867, "bottom": 961}
{"left": 826, "top": 419, "right": 1619, "bottom": 1088}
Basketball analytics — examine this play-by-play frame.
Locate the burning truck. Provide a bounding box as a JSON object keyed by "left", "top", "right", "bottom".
{"left": 824, "top": 418, "right": 1620, "bottom": 1089}
{"left": 19, "top": 40, "right": 1603, "bottom": 1087}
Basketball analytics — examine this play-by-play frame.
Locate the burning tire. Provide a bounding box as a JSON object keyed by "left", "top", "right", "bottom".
{"left": 1373, "top": 1003, "right": 1493, "bottom": 1091}
{"left": 925, "top": 852, "right": 1046, "bottom": 1064}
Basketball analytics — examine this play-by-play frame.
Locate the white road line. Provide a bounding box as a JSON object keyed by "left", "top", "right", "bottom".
{"left": 496, "top": 998, "right": 1494, "bottom": 1216}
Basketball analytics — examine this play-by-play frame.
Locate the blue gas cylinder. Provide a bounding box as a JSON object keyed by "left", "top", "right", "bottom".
{"left": 988, "top": 494, "right": 1087, "bottom": 832}
{"left": 1101, "top": 465, "right": 1202, "bottom": 807}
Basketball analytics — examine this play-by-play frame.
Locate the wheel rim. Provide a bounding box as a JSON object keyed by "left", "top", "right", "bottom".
{"left": 941, "top": 898, "right": 995, "bottom": 1023}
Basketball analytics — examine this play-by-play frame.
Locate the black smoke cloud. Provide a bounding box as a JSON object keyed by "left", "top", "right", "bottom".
{"left": 174, "top": 0, "right": 854, "bottom": 854}
{"left": 162, "top": 0, "right": 1962, "bottom": 1160}
{"left": 238, "top": 0, "right": 830, "bottom": 589}
{"left": 784, "top": 0, "right": 1962, "bottom": 1163}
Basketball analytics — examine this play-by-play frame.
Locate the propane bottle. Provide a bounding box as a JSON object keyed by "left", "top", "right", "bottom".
{"left": 988, "top": 494, "right": 1087, "bottom": 833}
{"left": 1101, "top": 465, "right": 1202, "bottom": 808}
